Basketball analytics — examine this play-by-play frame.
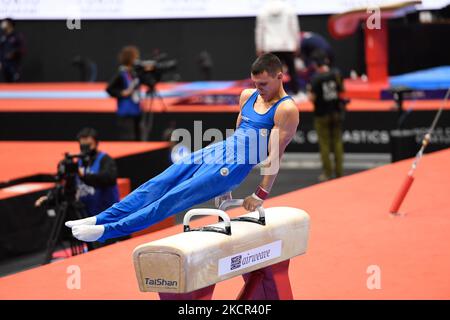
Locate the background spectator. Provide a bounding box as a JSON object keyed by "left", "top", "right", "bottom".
{"left": 307, "top": 51, "right": 345, "bottom": 181}
{"left": 106, "top": 46, "right": 143, "bottom": 141}
{"left": 0, "top": 18, "right": 25, "bottom": 82}
{"left": 255, "top": 0, "right": 301, "bottom": 101}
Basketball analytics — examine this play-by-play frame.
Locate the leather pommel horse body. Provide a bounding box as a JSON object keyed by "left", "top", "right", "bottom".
{"left": 133, "top": 199, "right": 310, "bottom": 300}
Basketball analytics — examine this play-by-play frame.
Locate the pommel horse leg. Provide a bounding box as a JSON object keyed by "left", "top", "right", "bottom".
{"left": 238, "top": 260, "right": 292, "bottom": 300}
{"left": 158, "top": 260, "right": 292, "bottom": 300}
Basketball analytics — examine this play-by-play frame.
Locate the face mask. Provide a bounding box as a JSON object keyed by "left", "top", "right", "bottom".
{"left": 79, "top": 143, "right": 96, "bottom": 156}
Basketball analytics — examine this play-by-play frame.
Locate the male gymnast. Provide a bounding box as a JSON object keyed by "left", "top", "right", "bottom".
{"left": 66, "top": 53, "right": 300, "bottom": 242}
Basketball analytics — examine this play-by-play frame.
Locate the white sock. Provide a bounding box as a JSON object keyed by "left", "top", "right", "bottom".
{"left": 65, "top": 216, "right": 97, "bottom": 228}
{"left": 72, "top": 225, "right": 104, "bottom": 242}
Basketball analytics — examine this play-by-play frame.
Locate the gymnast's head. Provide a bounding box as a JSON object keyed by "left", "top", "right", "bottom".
{"left": 250, "top": 53, "right": 283, "bottom": 102}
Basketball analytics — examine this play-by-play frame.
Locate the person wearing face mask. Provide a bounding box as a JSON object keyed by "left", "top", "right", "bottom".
{"left": 35, "top": 128, "right": 119, "bottom": 219}
{"left": 0, "top": 18, "right": 25, "bottom": 82}
{"left": 75, "top": 127, "right": 120, "bottom": 217}
{"left": 35, "top": 128, "right": 122, "bottom": 253}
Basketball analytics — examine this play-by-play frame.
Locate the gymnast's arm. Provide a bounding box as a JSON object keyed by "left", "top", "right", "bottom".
{"left": 243, "top": 99, "right": 299, "bottom": 211}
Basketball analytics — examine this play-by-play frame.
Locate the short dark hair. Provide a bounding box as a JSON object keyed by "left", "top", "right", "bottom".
{"left": 2, "top": 18, "right": 15, "bottom": 28}
{"left": 311, "top": 49, "right": 329, "bottom": 67}
{"left": 251, "top": 53, "right": 283, "bottom": 76}
{"left": 77, "top": 127, "right": 99, "bottom": 142}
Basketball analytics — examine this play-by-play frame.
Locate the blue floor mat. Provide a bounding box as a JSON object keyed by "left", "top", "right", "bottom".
{"left": 389, "top": 66, "right": 450, "bottom": 90}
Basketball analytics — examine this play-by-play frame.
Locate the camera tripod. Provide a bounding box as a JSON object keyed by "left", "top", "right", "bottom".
{"left": 43, "top": 192, "right": 89, "bottom": 265}
{"left": 140, "top": 85, "right": 167, "bottom": 141}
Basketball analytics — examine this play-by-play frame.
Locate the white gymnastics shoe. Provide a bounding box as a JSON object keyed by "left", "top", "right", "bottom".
{"left": 72, "top": 225, "right": 104, "bottom": 242}
{"left": 65, "top": 216, "right": 97, "bottom": 228}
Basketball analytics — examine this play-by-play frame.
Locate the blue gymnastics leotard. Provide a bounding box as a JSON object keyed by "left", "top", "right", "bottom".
{"left": 95, "top": 91, "right": 292, "bottom": 241}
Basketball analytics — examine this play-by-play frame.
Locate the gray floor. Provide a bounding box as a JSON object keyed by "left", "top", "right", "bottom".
{"left": 0, "top": 153, "right": 390, "bottom": 278}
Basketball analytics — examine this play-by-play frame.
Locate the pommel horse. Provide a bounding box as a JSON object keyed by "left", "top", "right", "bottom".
{"left": 133, "top": 196, "right": 310, "bottom": 300}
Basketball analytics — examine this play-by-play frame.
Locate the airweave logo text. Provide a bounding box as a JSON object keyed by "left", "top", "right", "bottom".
{"left": 145, "top": 278, "right": 178, "bottom": 288}
{"left": 218, "top": 240, "right": 282, "bottom": 276}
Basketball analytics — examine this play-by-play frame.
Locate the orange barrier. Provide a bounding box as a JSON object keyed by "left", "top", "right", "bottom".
{"left": 0, "top": 141, "right": 170, "bottom": 183}
{"left": 0, "top": 97, "right": 446, "bottom": 113}
{"left": 117, "top": 178, "right": 131, "bottom": 200}
{"left": 0, "top": 182, "right": 55, "bottom": 201}
{"left": 0, "top": 178, "right": 131, "bottom": 201}
{"left": 0, "top": 82, "right": 447, "bottom": 113}
{"left": 0, "top": 148, "right": 449, "bottom": 299}
{"left": 0, "top": 82, "right": 178, "bottom": 91}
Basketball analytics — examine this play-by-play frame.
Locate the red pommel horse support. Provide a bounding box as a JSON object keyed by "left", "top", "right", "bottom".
{"left": 133, "top": 198, "right": 310, "bottom": 300}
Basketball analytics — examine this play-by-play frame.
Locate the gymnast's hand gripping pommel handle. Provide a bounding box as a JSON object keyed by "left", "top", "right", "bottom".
{"left": 183, "top": 200, "right": 266, "bottom": 235}
{"left": 219, "top": 199, "right": 266, "bottom": 225}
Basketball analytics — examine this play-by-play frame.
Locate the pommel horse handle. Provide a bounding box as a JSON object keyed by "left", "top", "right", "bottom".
{"left": 183, "top": 208, "right": 232, "bottom": 235}
{"left": 219, "top": 199, "right": 266, "bottom": 226}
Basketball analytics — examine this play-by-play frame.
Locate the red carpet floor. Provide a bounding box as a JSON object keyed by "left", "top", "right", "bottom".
{"left": 0, "top": 149, "right": 449, "bottom": 299}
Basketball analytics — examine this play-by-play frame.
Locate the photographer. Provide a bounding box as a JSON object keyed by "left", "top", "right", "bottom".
{"left": 35, "top": 128, "right": 121, "bottom": 256}
{"left": 36, "top": 128, "right": 120, "bottom": 217}
{"left": 75, "top": 128, "right": 120, "bottom": 216}
{"left": 106, "top": 46, "right": 151, "bottom": 141}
